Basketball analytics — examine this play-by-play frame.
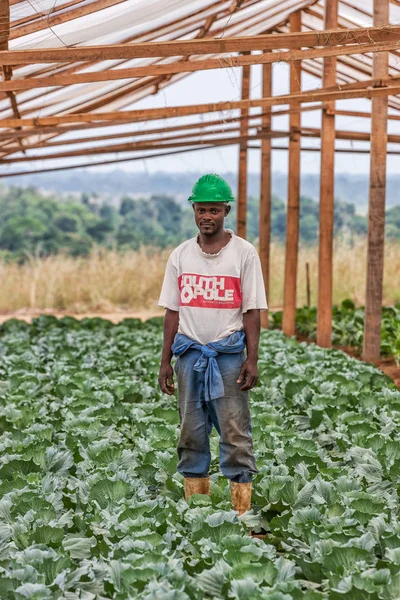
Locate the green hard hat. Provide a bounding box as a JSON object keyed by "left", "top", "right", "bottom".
{"left": 188, "top": 174, "right": 235, "bottom": 203}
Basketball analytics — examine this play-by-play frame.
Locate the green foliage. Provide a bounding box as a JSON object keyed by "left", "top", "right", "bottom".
{"left": 2, "top": 185, "right": 399, "bottom": 261}
{"left": 0, "top": 187, "right": 98, "bottom": 260}
{"left": 270, "top": 301, "right": 400, "bottom": 364}
{"left": 0, "top": 187, "right": 194, "bottom": 260}
{"left": 1, "top": 318, "right": 400, "bottom": 597}
{"left": 386, "top": 206, "right": 400, "bottom": 239}
{"left": 116, "top": 193, "right": 187, "bottom": 249}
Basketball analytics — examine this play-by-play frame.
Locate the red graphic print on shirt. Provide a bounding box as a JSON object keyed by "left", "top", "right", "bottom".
{"left": 178, "top": 273, "right": 242, "bottom": 309}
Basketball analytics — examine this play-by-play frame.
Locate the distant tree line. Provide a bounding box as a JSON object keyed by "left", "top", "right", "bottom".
{"left": 0, "top": 185, "right": 399, "bottom": 262}
{"left": 5, "top": 170, "right": 400, "bottom": 210}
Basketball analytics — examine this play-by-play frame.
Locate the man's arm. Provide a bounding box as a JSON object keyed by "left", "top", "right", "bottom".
{"left": 237, "top": 309, "right": 261, "bottom": 391}
{"left": 158, "top": 309, "right": 179, "bottom": 395}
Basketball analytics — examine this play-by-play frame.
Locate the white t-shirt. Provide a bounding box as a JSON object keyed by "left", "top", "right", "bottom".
{"left": 158, "top": 229, "right": 268, "bottom": 344}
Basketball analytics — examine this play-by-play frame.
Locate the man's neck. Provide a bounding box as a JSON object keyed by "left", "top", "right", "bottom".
{"left": 198, "top": 228, "right": 231, "bottom": 254}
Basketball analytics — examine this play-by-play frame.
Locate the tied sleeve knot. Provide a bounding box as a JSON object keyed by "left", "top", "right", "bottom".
{"left": 171, "top": 330, "right": 246, "bottom": 402}
{"left": 199, "top": 347, "right": 218, "bottom": 359}
{"left": 193, "top": 348, "right": 222, "bottom": 402}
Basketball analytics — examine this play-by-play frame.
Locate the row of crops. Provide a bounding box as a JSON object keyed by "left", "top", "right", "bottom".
{"left": 270, "top": 301, "right": 400, "bottom": 364}
{"left": 1, "top": 315, "right": 400, "bottom": 599}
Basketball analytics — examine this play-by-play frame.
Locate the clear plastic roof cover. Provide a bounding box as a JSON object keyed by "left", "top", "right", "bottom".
{"left": 1, "top": 0, "right": 400, "bottom": 173}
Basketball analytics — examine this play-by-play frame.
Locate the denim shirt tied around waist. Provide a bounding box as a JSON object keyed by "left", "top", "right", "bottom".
{"left": 171, "top": 330, "right": 246, "bottom": 402}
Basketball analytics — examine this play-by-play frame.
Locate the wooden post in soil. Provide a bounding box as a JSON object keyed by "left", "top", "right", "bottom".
{"left": 237, "top": 55, "right": 251, "bottom": 239}
{"left": 363, "top": 0, "right": 389, "bottom": 363}
{"left": 282, "top": 10, "right": 301, "bottom": 337}
{"left": 259, "top": 57, "right": 272, "bottom": 328}
{"left": 317, "top": 0, "right": 338, "bottom": 348}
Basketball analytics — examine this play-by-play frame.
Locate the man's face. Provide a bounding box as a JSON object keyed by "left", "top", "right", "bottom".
{"left": 193, "top": 202, "right": 231, "bottom": 236}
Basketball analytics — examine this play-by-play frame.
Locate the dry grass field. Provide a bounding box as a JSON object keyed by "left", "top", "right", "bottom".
{"left": 0, "top": 239, "right": 399, "bottom": 313}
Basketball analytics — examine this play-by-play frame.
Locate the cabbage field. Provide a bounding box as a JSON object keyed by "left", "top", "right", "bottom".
{"left": 270, "top": 301, "right": 400, "bottom": 364}
{"left": 2, "top": 316, "right": 400, "bottom": 599}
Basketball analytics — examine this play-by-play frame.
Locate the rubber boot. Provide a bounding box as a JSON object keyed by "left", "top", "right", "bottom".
{"left": 184, "top": 477, "right": 210, "bottom": 500}
{"left": 230, "top": 481, "right": 252, "bottom": 515}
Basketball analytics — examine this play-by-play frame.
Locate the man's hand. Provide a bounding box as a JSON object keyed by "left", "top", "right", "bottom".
{"left": 241, "top": 309, "right": 260, "bottom": 391}
{"left": 158, "top": 362, "right": 175, "bottom": 395}
{"left": 237, "top": 359, "right": 258, "bottom": 391}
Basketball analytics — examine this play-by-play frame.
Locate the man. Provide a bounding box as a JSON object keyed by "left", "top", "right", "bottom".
{"left": 158, "top": 174, "right": 267, "bottom": 515}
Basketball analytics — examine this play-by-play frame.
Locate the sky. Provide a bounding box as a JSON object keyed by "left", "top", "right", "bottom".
{"left": 85, "top": 60, "right": 400, "bottom": 176}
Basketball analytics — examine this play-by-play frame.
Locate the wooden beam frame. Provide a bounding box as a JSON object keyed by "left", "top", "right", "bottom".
{"left": 302, "top": 127, "right": 400, "bottom": 144}
{"left": 283, "top": 9, "right": 302, "bottom": 337}
{"left": 0, "top": 145, "right": 220, "bottom": 177}
{"left": 1, "top": 24, "right": 399, "bottom": 65}
{"left": 363, "top": 0, "right": 389, "bottom": 363}
{"left": 317, "top": 0, "right": 338, "bottom": 348}
{"left": 237, "top": 55, "right": 250, "bottom": 239}
{"left": 271, "top": 145, "right": 400, "bottom": 155}
{"left": 0, "top": 0, "right": 9, "bottom": 51}
{"left": 10, "top": 0, "right": 128, "bottom": 40}
{"left": 0, "top": 112, "right": 263, "bottom": 154}
{"left": 3, "top": 0, "right": 397, "bottom": 125}
{"left": 0, "top": 104, "right": 319, "bottom": 151}
{"left": 259, "top": 54, "right": 272, "bottom": 329}
{"left": 0, "top": 125, "right": 255, "bottom": 160}
{"left": 0, "top": 104, "right": 320, "bottom": 148}
{"left": 1, "top": 40, "right": 400, "bottom": 93}
{"left": 0, "top": 0, "right": 23, "bottom": 144}
{"left": 5, "top": 19, "right": 398, "bottom": 122}
{"left": 1, "top": 69, "right": 397, "bottom": 127}
{"left": 2, "top": 78, "right": 400, "bottom": 129}
{"left": 4, "top": 124, "right": 400, "bottom": 163}
{"left": 6, "top": 140, "right": 400, "bottom": 179}
{"left": 1, "top": 130, "right": 292, "bottom": 164}
{"left": 3, "top": 0, "right": 271, "bottom": 90}
{"left": 331, "top": 109, "right": 400, "bottom": 120}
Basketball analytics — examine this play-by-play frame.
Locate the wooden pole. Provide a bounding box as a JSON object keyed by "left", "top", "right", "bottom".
{"left": 237, "top": 56, "right": 251, "bottom": 239}
{"left": 0, "top": 131, "right": 280, "bottom": 164}
{"left": 259, "top": 56, "right": 272, "bottom": 328}
{"left": 5, "top": 138, "right": 400, "bottom": 179}
{"left": 0, "top": 0, "right": 10, "bottom": 51}
{"left": 0, "top": 113, "right": 260, "bottom": 152}
{"left": 0, "top": 106, "right": 320, "bottom": 147}
{"left": 363, "top": 0, "right": 389, "bottom": 363}
{"left": 10, "top": 0, "right": 126, "bottom": 40}
{"left": 1, "top": 80, "right": 400, "bottom": 130}
{"left": 317, "top": 0, "right": 338, "bottom": 348}
{"left": 282, "top": 10, "right": 302, "bottom": 337}
{"left": 333, "top": 109, "right": 400, "bottom": 121}
{"left": 4, "top": 124, "right": 400, "bottom": 163}
{"left": 4, "top": 125, "right": 400, "bottom": 164}
{"left": 0, "top": 40, "right": 399, "bottom": 93}
{"left": 1, "top": 25, "right": 399, "bottom": 64}
{"left": 306, "top": 262, "right": 311, "bottom": 307}
{"left": 270, "top": 146, "right": 400, "bottom": 156}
